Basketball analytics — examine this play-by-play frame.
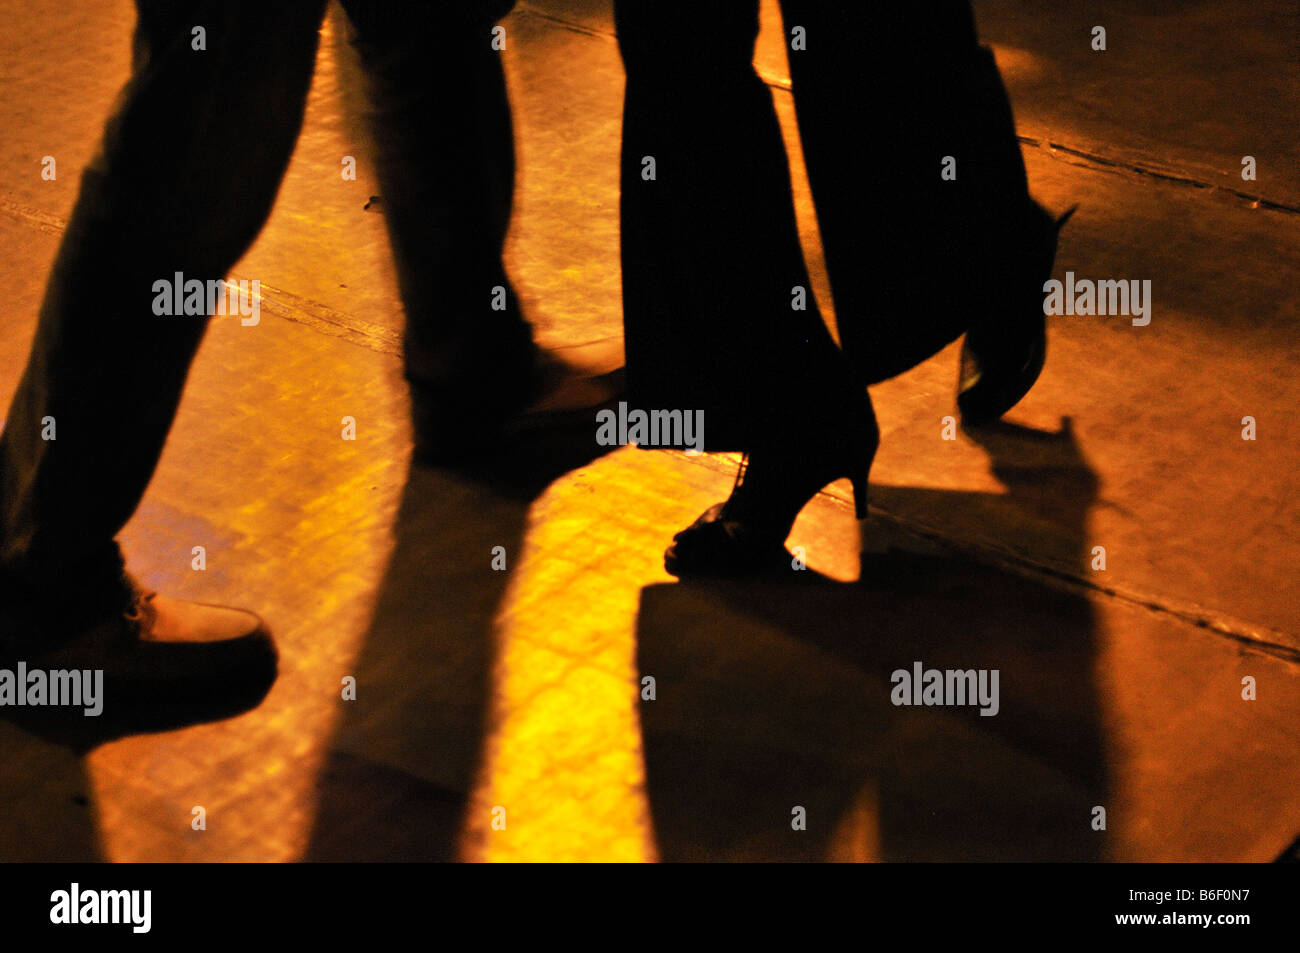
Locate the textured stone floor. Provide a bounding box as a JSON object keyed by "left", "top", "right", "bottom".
{"left": 0, "top": 0, "right": 1296, "bottom": 861}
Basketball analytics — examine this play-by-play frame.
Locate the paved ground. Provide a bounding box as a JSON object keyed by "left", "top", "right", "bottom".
{"left": 0, "top": 0, "right": 1296, "bottom": 861}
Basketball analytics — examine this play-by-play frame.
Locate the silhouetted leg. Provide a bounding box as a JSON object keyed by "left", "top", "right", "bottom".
{"left": 780, "top": 1, "right": 1034, "bottom": 383}
{"left": 341, "top": 0, "right": 537, "bottom": 434}
{"left": 615, "top": 0, "right": 855, "bottom": 451}
{"left": 0, "top": 0, "right": 326, "bottom": 629}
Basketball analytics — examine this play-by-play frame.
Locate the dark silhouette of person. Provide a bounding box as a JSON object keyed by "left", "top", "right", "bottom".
{"left": 615, "top": 0, "right": 1070, "bottom": 576}
{"left": 0, "top": 0, "right": 586, "bottom": 730}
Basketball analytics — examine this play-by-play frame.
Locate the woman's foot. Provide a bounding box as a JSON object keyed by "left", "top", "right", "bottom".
{"left": 663, "top": 501, "right": 792, "bottom": 577}
{"left": 664, "top": 392, "right": 878, "bottom": 578}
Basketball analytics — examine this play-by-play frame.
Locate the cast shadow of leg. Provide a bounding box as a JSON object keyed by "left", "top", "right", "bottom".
{"left": 0, "top": 721, "right": 102, "bottom": 861}
{"left": 302, "top": 419, "right": 616, "bottom": 860}
{"left": 0, "top": 636, "right": 293, "bottom": 861}
{"left": 635, "top": 417, "right": 1109, "bottom": 860}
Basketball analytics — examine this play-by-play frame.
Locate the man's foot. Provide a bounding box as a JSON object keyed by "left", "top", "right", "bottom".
{"left": 411, "top": 341, "right": 625, "bottom": 466}
{"left": 0, "top": 574, "right": 277, "bottom": 745}
{"left": 513, "top": 346, "right": 626, "bottom": 421}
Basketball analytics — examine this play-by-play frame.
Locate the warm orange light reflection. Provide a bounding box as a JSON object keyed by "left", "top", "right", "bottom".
{"left": 459, "top": 451, "right": 683, "bottom": 862}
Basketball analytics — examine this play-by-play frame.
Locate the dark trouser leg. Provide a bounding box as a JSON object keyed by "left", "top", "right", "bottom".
{"left": 615, "top": 0, "right": 857, "bottom": 452}
{"left": 0, "top": 0, "right": 326, "bottom": 627}
{"left": 780, "top": 0, "right": 1033, "bottom": 384}
{"left": 340, "top": 0, "right": 535, "bottom": 422}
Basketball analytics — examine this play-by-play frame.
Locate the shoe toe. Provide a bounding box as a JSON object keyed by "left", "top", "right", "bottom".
{"left": 665, "top": 504, "right": 790, "bottom": 578}
{"left": 147, "top": 596, "right": 268, "bottom": 645}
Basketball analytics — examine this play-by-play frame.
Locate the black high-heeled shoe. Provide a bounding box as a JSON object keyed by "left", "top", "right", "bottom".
{"left": 663, "top": 393, "right": 877, "bottom": 578}
{"left": 956, "top": 202, "right": 1076, "bottom": 426}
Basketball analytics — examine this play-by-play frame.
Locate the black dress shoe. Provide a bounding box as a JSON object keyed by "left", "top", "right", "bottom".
{"left": 957, "top": 202, "right": 1076, "bottom": 426}
{"left": 411, "top": 344, "right": 625, "bottom": 466}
